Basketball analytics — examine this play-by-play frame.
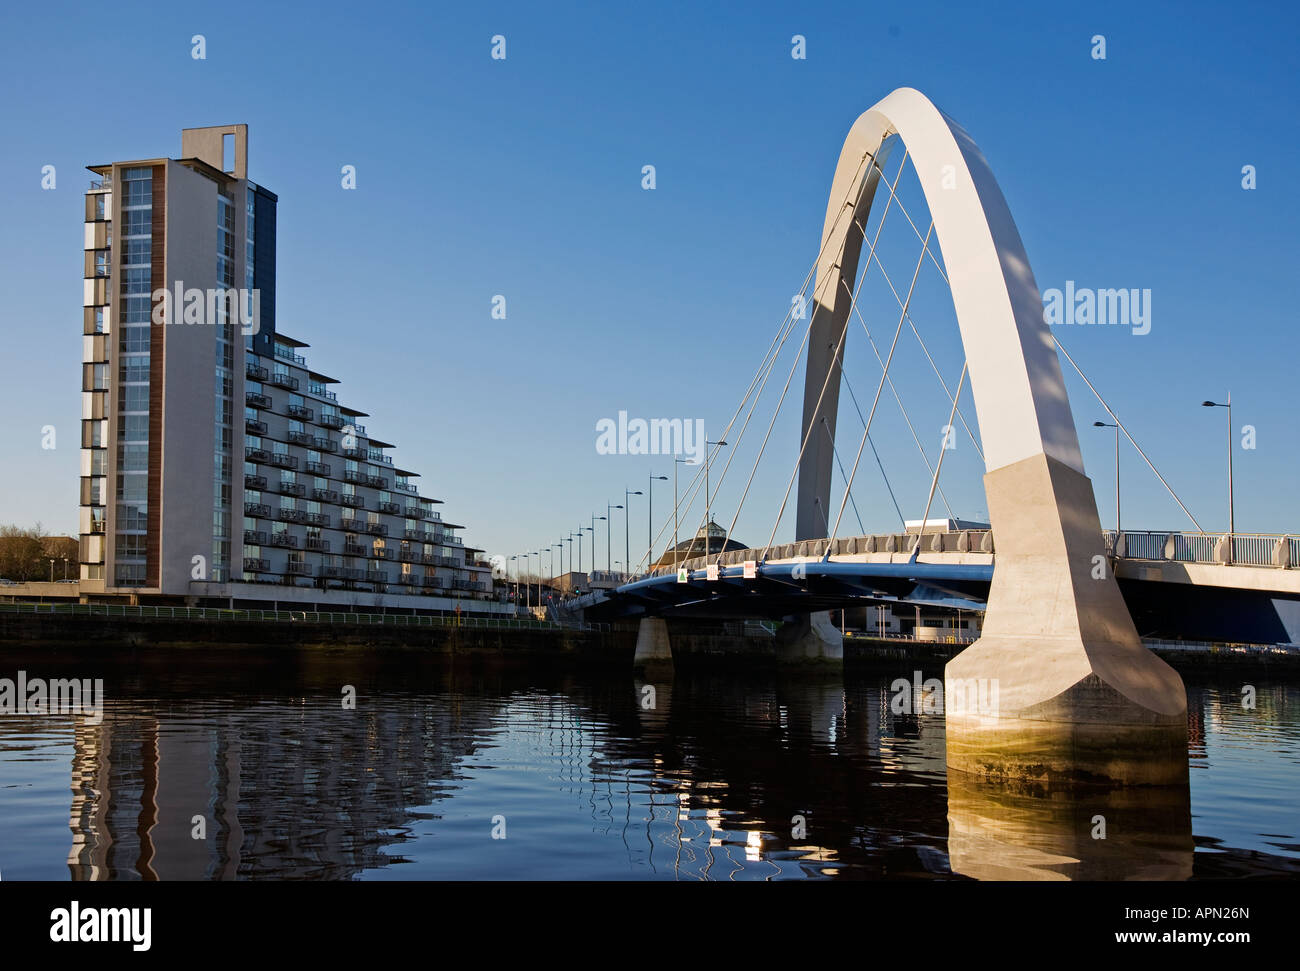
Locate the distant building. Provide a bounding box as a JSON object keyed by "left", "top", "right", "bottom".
{"left": 903, "top": 517, "right": 990, "bottom": 533}
{"left": 651, "top": 521, "right": 749, "bottom": 569}
{"left": 78, "top": 126, "right": 499, "bottom": 610}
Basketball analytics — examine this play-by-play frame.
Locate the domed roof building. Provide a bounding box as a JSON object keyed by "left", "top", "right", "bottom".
{"left": 650, "top": 521, "right": 748, "bottom": 570}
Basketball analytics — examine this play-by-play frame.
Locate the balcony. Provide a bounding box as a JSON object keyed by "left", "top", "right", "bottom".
{"left": 276, "top": 481, "right": 306, "bottom": 497}
{"left": 340, "top": 494, "right": 364, "bottom": 508}
{"left": 246, "top": 363, "right": 268, "bottom": 382}
{"left": 278, "top": 508, "right": 307, "bottom": 523}
{"left": 269, "top": 372, "right": 299, "bottom": 390}
{"left": 398, "top": 549, "right": 419, "bottom": 563}
{"left": 371, "top": 547, "right": 391, "bottom": 560}
{"left": 404, "top": 506, "right": 424, "bottom": 519}
{"left": 306, "top": 537, "right": 330, "bottom": 552}
{"left": 420, "top": 553, "right": 439, "bottom": 566}
{"left": 344, "top": 542, "right": 368, "bottom": 557}
{"left": 425, "top": 510, "right": 442, "bottom": 522}
{"left": 319, "top": 413, "right": 345, "bottom": 429}
{"left": 268, "top": 453, "right": 298, "bottom": 470}
{"left": 243, "top": 557, "right": 270, "bottom": 572}
{"left": 365, "top": 522, "right": 389, "bottom": 536}
{"left": 305, "top": 512, "right": 330, "bottom": 528}
{"left": 306, "top": 460, "right": 331, "bottom": 476}
{"left": 312, "top": 487, "right": 339, "bottom": 503}
{"left": 243, "top": 502, "right": 270, "bottom": 518}
{"left": 269, "top": 532, "right": 299, "bottom": 549}
{"left": 245, "top": 446, "right": 269, "bottom": 463}
{"left": 342, "top": 446, "right": 366, "bottom": 459}
{"left": 365, "top": 571, "right": 388, "bottom": 584}
{"left": 379, "top": 501, "right": 402, "bottom": 515}
{"left": 404, "top": 528, "right": 432, "bottom": 542}
{"left": 286, "top": 561, "right": 314, "bottom": 576}
{"left": 394, "top": 481, "right": 417, "bottom": 494}
{"left": 244, "top": 474, "right": 267, "bottom": 490}
{"left": 365, "top": 475, "right": 388, "bottom": 489}
{"left": 397, "top": 574, "right": 418, "bottom": 586}
{"left": 245, "top": 418, "right": 267, "bottom": 435}
{"left": 342, "top": 469, "right": 364, "bottom": 483}
{"left": 287, "top": 430, "right": 313, "bottom": 446}
{"left": 246, "top": 391, "right": 272, "bottom": 409}
{"left": 313, "top": 436, "right": 337, "bottom": 452}
{"left": 287, "top": 404, "right": 314, "bottom": 421}
{"left": 322, "top": 565, "right": 346, "bottom": 578}
{"left": 422, "top": 575, "right": 443, "bottom": 589}
{"left": 243, "top": 530, "right": 267, "bottom": 545}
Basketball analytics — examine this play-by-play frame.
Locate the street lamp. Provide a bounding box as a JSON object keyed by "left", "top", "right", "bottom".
{"left": 606, "top": 503, "right": 623, "bottom": 572}
{"left": 583, "top": 524, "right": 596, "bottom": 578}
{"left": 648, "top": 474, "right": 667, "bottom": 571}
{"left": 1092, "top": 421, "right": 1120, "bottom": 534}
{"left": 590, "top": 515, "right": 605, "bottom": 573}
{"left": 1202, "top": 395, "right": 1234, "bottom": 551}
{"left": 624, "top": 489, "right": 642, "bottom": 577}
{"left": 509, "top": 554, "right": 519, "bottom": 607}
{"left": 704, "top": 439, "right": 728, "bottom": 558}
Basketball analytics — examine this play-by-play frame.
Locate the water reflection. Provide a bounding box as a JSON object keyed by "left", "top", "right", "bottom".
{"left": 946, "top": 772, "right": 1194, "bottom": 880}
{"left": 0, "top": 656, "right": 1293, "bottom": 880}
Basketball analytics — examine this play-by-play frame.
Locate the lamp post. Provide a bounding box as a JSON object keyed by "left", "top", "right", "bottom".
{"left": 673, "top": 457, "right": 691, "bottom": 570}
{"left": 509, "top": 554, "right": 518, "bottom": 607}
{"left": 1092, "top": 420, "right": 1120, "bottom": 534}
{"left": 49, "top": 558, "right": 55, "bottom": 582}
{"left": 606, "top": 503, "right": 623, "bottom": 572}
{"left": 1202, "top": 395, "right": 1234, "bottom": 554}
{"left": 590, "top": 515, "right": 605, "bottom": 574}
{"left": 575, "top": 526, "right": 584, "bottom": 573}
{"left": 648, "top": 474, "right": 667, "bottom": 571}
{"left": 624, "top": 489, "right": 642, "bottom": 577}
{"left": 704, "top": 439, "right": 728, "bottom": 558}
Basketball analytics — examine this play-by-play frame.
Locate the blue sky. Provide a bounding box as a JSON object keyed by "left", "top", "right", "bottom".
{"left": 1, "top": 0, "right": 1296, "bottom": 570}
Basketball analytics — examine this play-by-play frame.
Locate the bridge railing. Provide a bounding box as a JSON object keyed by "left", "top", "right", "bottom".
{"left": 1105, "top": 530, "right": 1295, "bottom": 568}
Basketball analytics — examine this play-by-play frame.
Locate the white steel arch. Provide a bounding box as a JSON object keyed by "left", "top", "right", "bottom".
{"left": 796, "top": 86, "right": 1082, "bottom": 539}
{"left": 793, "top": 88, "right": 1186, "bottom": 785}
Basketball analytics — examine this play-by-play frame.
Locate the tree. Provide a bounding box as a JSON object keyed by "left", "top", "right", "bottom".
{"left": 0, "top": 523, "right": 46, "bottom": 581}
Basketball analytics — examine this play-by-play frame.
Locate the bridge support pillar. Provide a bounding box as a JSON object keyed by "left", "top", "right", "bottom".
{"left": 945, "top": 454, "right": 1188, "bottom": 787}
{"left": 775, "top": 610, "right": 844, "bottom": 667}
{"left": 633, "top": 617, "right": 673, "bottom": 671}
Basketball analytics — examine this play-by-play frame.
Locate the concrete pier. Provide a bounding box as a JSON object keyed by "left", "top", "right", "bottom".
{"left": 775, "top": 610, "right": 844, "bottom": 667}
{"left": 944, "top": 455, "right": 1189, "bottom": 786}
{"left": 633, "top": 617, "right": 674, "bottom": 671}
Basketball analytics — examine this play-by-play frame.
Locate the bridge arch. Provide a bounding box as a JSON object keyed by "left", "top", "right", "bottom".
{"left": 796, "top": 86, "right": 1082, "bottom": 539}
{"left": 795, "top": 88, "right": 1187, "bottom": 785}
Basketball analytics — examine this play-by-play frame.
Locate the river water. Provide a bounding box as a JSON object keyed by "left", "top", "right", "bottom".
{"left": 0, "top": 653, "right": 1295, "bottom": 880}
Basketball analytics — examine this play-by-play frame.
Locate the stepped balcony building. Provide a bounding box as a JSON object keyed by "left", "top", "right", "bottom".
{"left": 78, "top": 125, "right": 499, "bottom": 611}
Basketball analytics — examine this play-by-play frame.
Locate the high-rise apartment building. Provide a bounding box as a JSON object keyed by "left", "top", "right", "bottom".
{"left": 79, "top": 126, "right": 499, "bottom": 610}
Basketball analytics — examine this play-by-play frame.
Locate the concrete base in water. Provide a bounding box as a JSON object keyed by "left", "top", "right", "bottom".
{"left": 945, "top": 453, "right": 1188, "bottom": 787}
{"left": 775, "top": 611, "right": 844, "bottom": 666}
{"left": 633, "top": 617, "right": 673, "bottom": 672}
